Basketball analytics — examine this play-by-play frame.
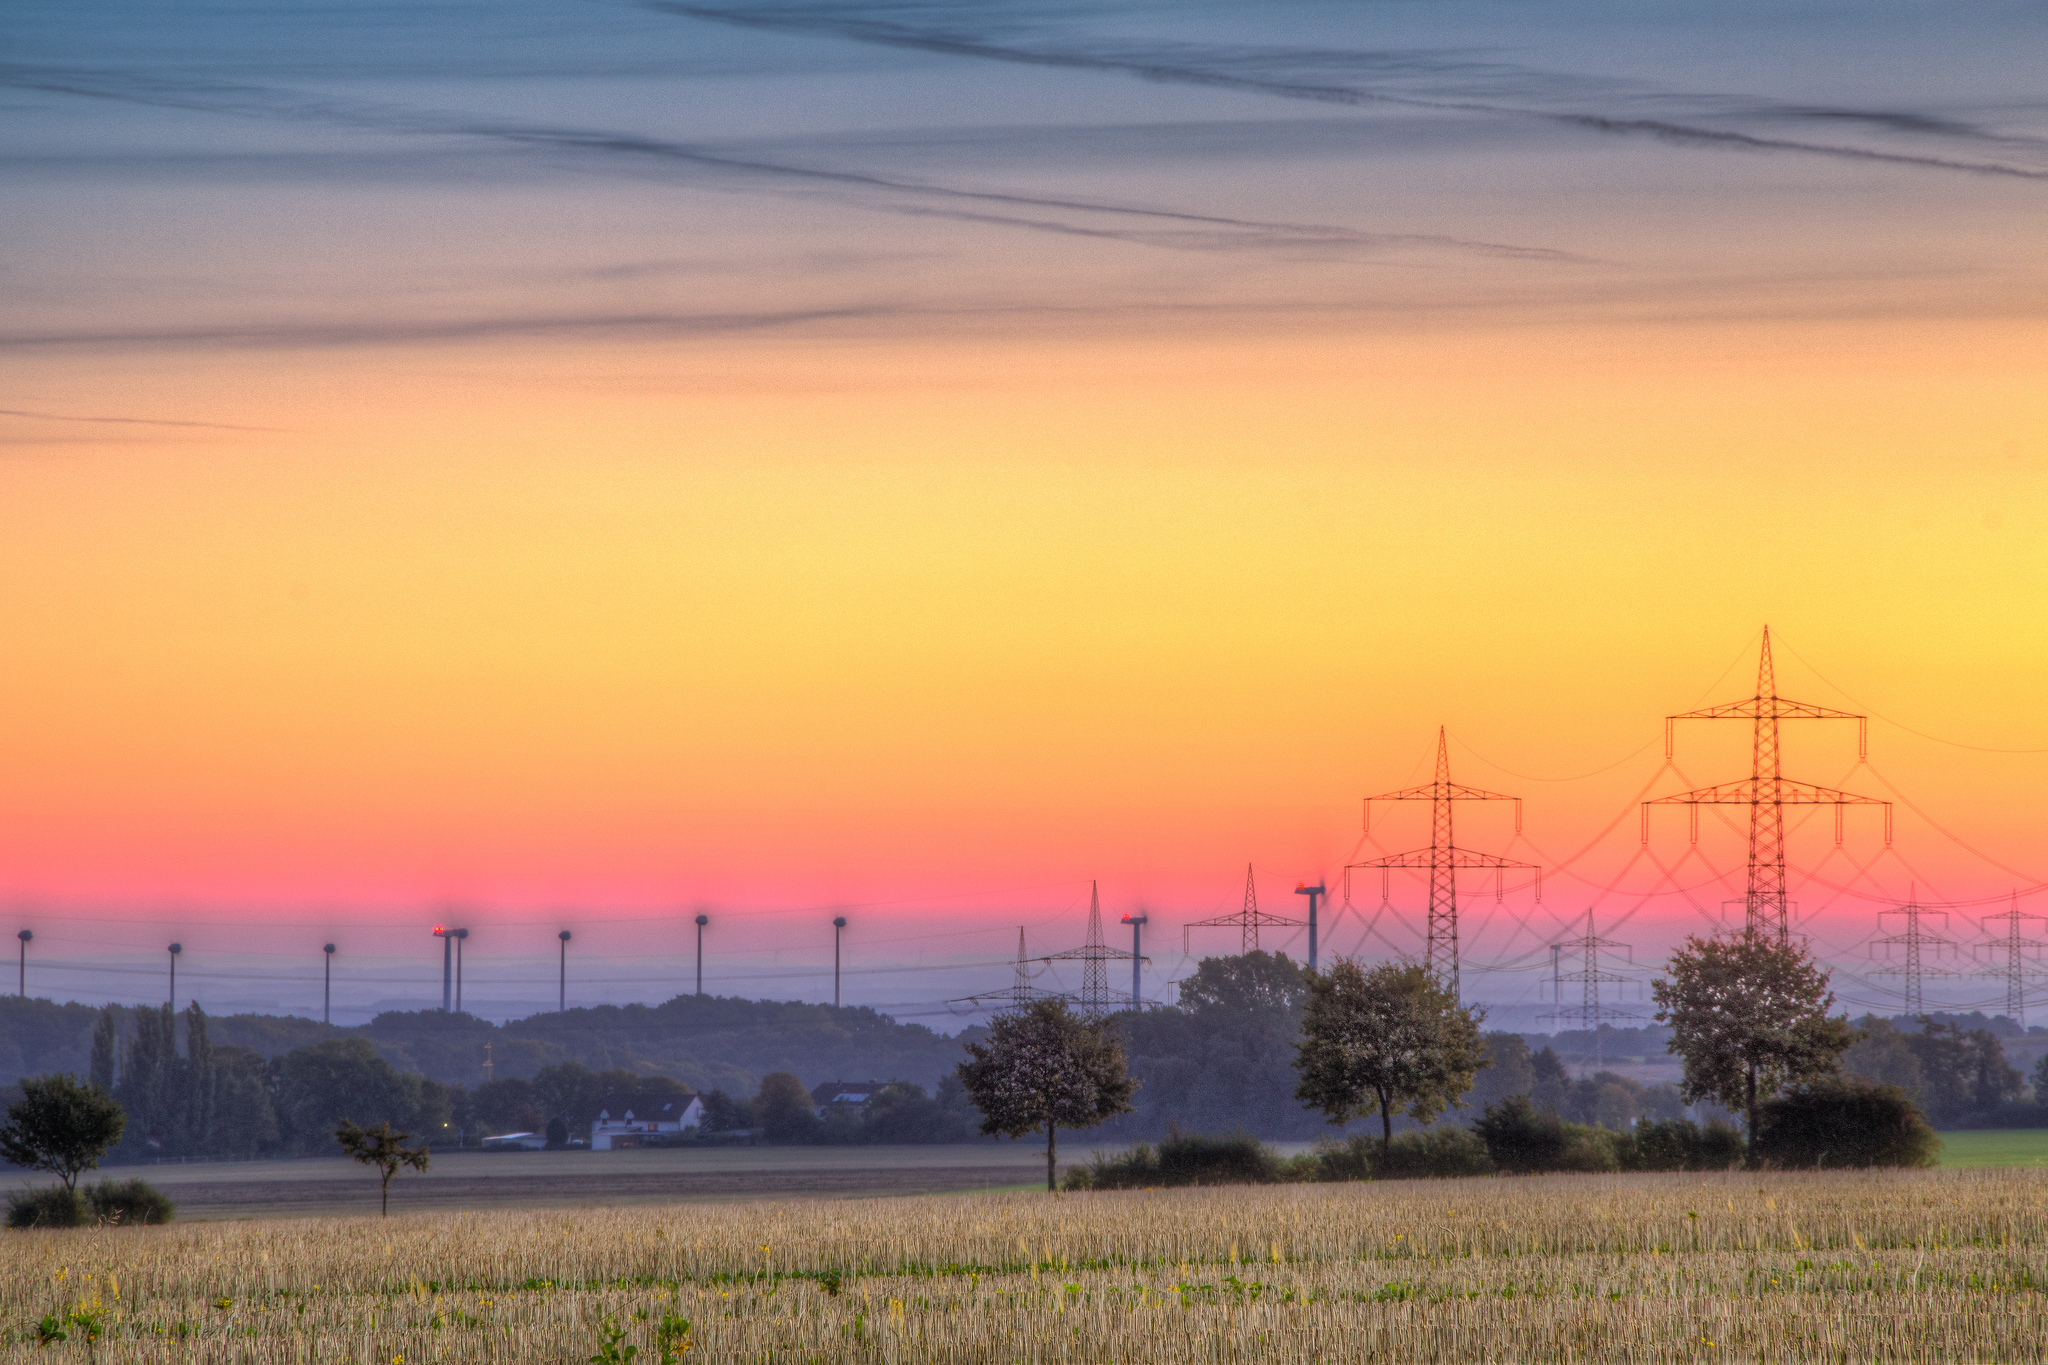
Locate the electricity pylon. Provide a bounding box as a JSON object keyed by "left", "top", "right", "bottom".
{"left": 1643, "top": 627, "right": 1890, "bottom": 943}
{"left": 1185, "top": 864, "right": 1302, "bottom": 956}
{"left": 1047, "top": 881, "right": 1140, "bottom": 1016}
{"left": 1868, "top": 893, "right": 1956, "bottom": 1017}
{"left": 1974, "top": 894, "right": 2048, "bottom": 1025}
{"left": 946, "top": 927, "right": 1071, "bottom": 1015}
{"left": 1539, "top": 909, "right": 1639, "bottom": 1066}
{"left": 1349, "top": 728, "right": 1536, "bottom": 1002}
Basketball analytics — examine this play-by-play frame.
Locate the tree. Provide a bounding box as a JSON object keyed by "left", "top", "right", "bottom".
{"left": 1529, "top": 1045, "right": 1570, "bottom": 1114}
{"left": 273, "top": 1039, "right": 450, "bottom": 1153}
{"left": 1902, "top": 1018, "right": 2021, "bottom": 1123}
{"left": 0, "top": 1075, "right": 127, "bottom": 1192}
{"left": 114, "top": 1004, "right": 179, "bottom": 1153}
{"left": 1174, "top": 951, "right": 1309, "bottom": 1016}
{"left": 1105, "top": 952, "right": 1318, "bottom": 1140}
{"left": 1842, "top": 1015, "right": 1923, "bottom": 1096}
{"left": 469, "top": 1077, "right": 546, "bottom": 1137}
{"left": 88, "top": 1011, "right": 118, "bottom": 1093}
{"left": 956, "top": 999, "right": 1138, "bottom": 1191}
{"left": 755, "top": 1072, "right": 821, "bottom": 1144}
{"left": 209, "top": 1046, "right": 279, "bottom": 1158}
{"left": 1461, "top": 1032, "right": 1535, "bottom": 1116}
{"left": 1292, "top": 961, "right": 1485, "bottom": 1158}
{"left": 697, "top": 1089, "right": 754, "bottom": 1134}
{"left": 334, "top": 1119, "right": 430, "bottom": 1216}
{"left": 1652, "top": 931, "right": 1852, "bottom": 1160}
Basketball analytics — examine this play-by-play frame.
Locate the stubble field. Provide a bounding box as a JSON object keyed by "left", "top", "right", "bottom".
{"left": 5, "top": 1167, "right": 2046, "bottom": 1362}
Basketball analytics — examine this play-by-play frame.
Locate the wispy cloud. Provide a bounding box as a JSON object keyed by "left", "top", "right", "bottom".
{"left": 651, "top": 2, "right": 2048, "bottom": 182}
{"left": 0, "top": 64, "right": 1577, "bottom": 262}
{"left": 0, "top": 407, "right": 284, "bottom": 432}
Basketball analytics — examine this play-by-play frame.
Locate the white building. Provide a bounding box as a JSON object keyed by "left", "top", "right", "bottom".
{"left": 590, "top": 1096, "right": 704, "bottom": 1150}
{"left": 479, "top": 1131, "right": 547, "bottom": 1151}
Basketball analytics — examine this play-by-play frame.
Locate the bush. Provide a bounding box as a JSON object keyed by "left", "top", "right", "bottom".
{"left": 1065, "top": 1128, "right": 1280, "bottom": 1190}
{"left": 1474, "top": 1096, "right": 1569, "bottom": 1173}
{"left": 1065, "top": 1143, "right": 1154, "bottom": 1190}
{"left": 1314, "top": 1128, "right": 1493, "bottom": 1182}
{"left": 1475, "top": 1097, "right": 1625, "bottom": 1174}
{"left": 1625, "top": 1119, "right": 1744, "bottom": 1172}
{"left": 6, "top": 1186, "right": 86, "bottom": 1229}
{"left": 1156, "top": 1128, "right": 1277, "bottom": 1186}
{"left": 1756, "top": 1078, "right": 1941, "bottom": 1169}
{"left": 85, "top": 1178, "right": 175, "bottom": 1225}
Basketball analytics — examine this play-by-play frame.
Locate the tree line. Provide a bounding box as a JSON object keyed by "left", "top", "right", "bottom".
{"left": 0, "top": 928, "right": 2010, "bottom": 1174}
{"left": 951, "top": 928, "right": 1945, "bottom": 1189}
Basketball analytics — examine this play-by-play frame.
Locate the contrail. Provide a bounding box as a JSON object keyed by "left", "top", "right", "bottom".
{"left": 651, "top": 3, "right": 2048, "bottom": 182}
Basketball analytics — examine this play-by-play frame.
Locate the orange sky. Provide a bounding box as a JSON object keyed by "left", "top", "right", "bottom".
{"left": 5, "top": 321, "right": 2046, "bottom": 940}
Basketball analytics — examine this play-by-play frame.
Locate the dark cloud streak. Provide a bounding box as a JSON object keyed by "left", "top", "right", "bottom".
{"left": 0, "top": 64, "right": 1576, "bottom": 261}
{"left": 651, "top": 3, "right": 2048, "bottom": 182}
{"left": 0, "top": 407, "right": 284, "bottom": 432}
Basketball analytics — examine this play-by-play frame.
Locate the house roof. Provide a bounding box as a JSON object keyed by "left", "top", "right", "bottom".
{"left": 809, "top": 1080, "right": 895, "bottom": 1106}
{"left": 594, "top": 1093, "right": 701, "bottom": 1122}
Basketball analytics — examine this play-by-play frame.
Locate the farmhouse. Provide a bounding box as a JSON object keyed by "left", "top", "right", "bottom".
{"left": 590, "top": 1094, "right": 704, "bottom": 1150}
{"left": 809, "top": 1080, "right": 894, "bottom": 1116}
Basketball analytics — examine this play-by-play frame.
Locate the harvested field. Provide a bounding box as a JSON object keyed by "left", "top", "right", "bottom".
{"left": 92, "top": 1147, "right": 1051, "bottom": 1220}
{"left": 6, "top": 1167, "right": 2047, "bottom": 1360}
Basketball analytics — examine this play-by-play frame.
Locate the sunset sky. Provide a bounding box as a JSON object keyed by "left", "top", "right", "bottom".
{"left": 3, "top": 0, "right": 2045, "bottom": 1023}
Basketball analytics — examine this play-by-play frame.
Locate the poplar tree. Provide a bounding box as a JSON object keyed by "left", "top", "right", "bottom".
{"left": 88, "top": 1010, "right": 118, "bottom": 1093}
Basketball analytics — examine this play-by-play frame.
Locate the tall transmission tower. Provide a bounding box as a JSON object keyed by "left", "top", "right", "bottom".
{"left": 1348, "top": 728, "right": 1537, "bottom": 1001}
{"left": 1868, "top": 893, "right": 1955, "bottom": 1017}
{"left": 1539, "top": 909, "right": 1639, "bottom": 1066}
{"left": 1974, "top": 894, "right": 2048, "bottom": 1025}
{"left": 946, "top": 927, "right": 1072, "bottom": 1015}
{"left": 1185, "top": 865, "right": 1303, "bottom": 956}
{"left": 1644, "top": 627, "right": 1890, "bottom": 943}
{"left": 1047, "top": 881, "right": 1140, "bottom": 1016}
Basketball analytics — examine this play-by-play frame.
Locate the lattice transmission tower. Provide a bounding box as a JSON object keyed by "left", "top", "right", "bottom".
{"left": 1539, "top": 909, "right": 1639, "bottom": 1066}
{"left": 1643, "top": 627, "right": 1891, "bottom": 943}
{"left": 1185, "top": 864, "right": 1302, "bottom": 956}
{"left": 1974, "top": 895, "right": 2048, "bottom": 1025}
{"left": 1868, "top": 893, "right": 1956, "bottom": 1017}
{"left": 1047, "top": 881, "right": 1140, "bottom": 1016}
{"left": 1348, "top": 728, "right": 1537, "bottom": 1002}
{"left": 945, "top": 926, "right": 1071, "bottom": 1016}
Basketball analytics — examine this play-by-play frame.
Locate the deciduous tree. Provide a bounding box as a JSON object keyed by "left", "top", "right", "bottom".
{"left": 0, "top": 1074, "right": 126, "bottom": 1192}
{"left": 755, "top": 1071, "right": 821, "bottom": 1144}
{"left": 1292, "top": 961, "right": 1485, "bottom": 1158}
{"left": 957, "top": 999, "right": 1138, "bottom": 1191}
{"left": 334, "top": 1119, "right": 430, "bottom": 1216}
{"left": 1652, "top": 931, "right": 1852, "bottom": 1160}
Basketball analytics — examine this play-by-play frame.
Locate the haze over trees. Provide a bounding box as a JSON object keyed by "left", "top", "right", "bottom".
{"left": 5, "top": 937, "right": 2032, "bottom": 1173}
